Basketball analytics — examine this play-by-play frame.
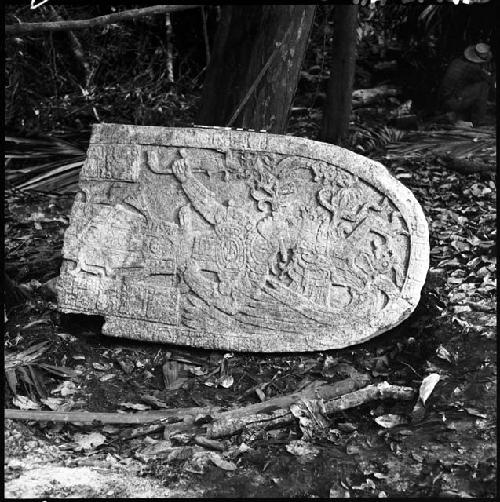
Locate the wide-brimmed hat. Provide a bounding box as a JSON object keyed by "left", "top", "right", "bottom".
{"left": 464, "top": 43, "right": 492, "bottom": 63}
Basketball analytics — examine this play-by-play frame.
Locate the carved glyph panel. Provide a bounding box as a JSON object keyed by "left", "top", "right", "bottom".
{"left": 58, "top": 124, "right": 429, "bottom": 352}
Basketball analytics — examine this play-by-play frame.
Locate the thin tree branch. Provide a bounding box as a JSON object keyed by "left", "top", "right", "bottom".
{"left": 4, "top": 376, "right": 368, "bottom": 426}
{"left": 5, "top": 380, "right": 415, "bottom": 441}
{"left": 6, "top": 5, "right": 200, "bottom": 36}
{"left": 4, "top": 404, "right": 223, "bottom": 425}
{"left": 206, "top": 381, "right": 414, "bottom": 439}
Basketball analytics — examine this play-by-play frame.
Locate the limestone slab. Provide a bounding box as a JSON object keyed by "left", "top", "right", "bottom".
{"left": 57, "top": 124, "right": 429, "bottom": 352}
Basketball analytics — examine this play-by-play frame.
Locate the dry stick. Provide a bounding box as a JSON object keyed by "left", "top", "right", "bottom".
{"left": 4, "top": 405, "right": 224, "bottom": 425}
{"left": 324, "top": 381, "right": 414, "bottom": 413}
{"left": 6, "top": 5, "right": 200, "bottom": 36}
{"left": 164, "top": 376, "right": 373, "bottom": 439}
{"left": 5, "top": 379, "right": 414, "bottom": 438}
{"left": 4, "top": 376, "right": 367, "bottom": 426}
{"left": 206, "top": 382, "right": 415, "bottom": 439}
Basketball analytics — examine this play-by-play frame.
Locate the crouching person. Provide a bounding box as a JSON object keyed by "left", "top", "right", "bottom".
{"left": 439, "top": 43, "right": 494, "bottom": 126}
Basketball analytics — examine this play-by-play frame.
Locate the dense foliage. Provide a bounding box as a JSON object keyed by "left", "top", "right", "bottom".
{"left": 5, "top": 3, "right": 495, "bottom": 135}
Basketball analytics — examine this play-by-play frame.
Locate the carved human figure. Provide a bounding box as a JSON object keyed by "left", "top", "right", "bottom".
{"left": 169, "top": 149, "right": 409, "bottom": 328}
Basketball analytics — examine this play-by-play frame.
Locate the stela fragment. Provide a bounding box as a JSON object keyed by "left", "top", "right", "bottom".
{"left": 57, "top": 124, "right": 429, "bottom": 352}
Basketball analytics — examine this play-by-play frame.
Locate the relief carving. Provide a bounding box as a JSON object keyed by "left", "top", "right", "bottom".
{"left": 58, "top": 124, "right": 429, "bottom": 352}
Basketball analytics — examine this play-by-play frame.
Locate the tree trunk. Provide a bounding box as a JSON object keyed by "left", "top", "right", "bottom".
{"left": 321, "top": 5, "right": 359, "bottom": 145}
{"left": 197, "top": 5, "right": 316, "bottom": 133}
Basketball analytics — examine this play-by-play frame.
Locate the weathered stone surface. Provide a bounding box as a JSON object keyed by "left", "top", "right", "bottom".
{"left": 57, "top": 124, "right": 429, "bottom": 352}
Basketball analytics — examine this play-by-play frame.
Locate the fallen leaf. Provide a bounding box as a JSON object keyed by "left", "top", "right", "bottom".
{"left": 99, "top": 373, "right": 116, "bottom": 382}
{"left": 238, "top": 443, "right": 251, "bottom": 454}
{"left": 194, "top": 435, "right": 226, "bottom": 451}
{"left": 286, "top": 440, "right": 319, "bottom": 458}
{"left": 453, "top": 305, "right": 472, "bottom": 313}
{"left": 74, "top": 431, "right": 106, "bottom": 451}
{"left": 140, "top": 394, "right": 168, "bottom": 408}
{"left": 117, "top": 359, "right": 134, "bottom": 374}
{"left": 352, "top": 478, "right": 376, "bottom": 491}
{"left": 170, "top": 431, "right": 192, "bottom": 445}
{"left": 39, "top": 364, "right": 80, "bottom": 379}
{"left": 92, "top": 362, "right": 113, "bottom": 371}
{"left": 51, "top": 380, "right": 77, "bottom": 397}
{"left": 41, "top": 397, "right": 73, "bottom": 411}
{"left": 102, "top": 425, "right": 120, "bottom": 434}
{"left": 464, "top": 407, "right": 488, "bottom": 419}
{"left": 56, "top": 333, "right": 78, "bottom": 342}
{"left": 220, "top": 375, "right": 234, "bottom": 389}
{"left": 419, "top": 373, "right": 441, "bottom": 405}
{"left": 5, "top": 341, "right": 50, "bottom": 369}
{"left": 208, "top": 452, "right": 237, "bottom": 470}
{"left": 188, "top": 366, "right": 207, "bottom": 377}
{"left": 119, "top": 402, "right": 151, "bottom": 411}
{"left": 329, "top": 488, "right": 351, "bottom": 498}
{"left": 255, "top": 388, "right": 266, "bottom": 402}
{"left": 337, "top": 422, "right": 357, "bottom": 433}
{"left": 374, "top": 414, "right": 407, "bottom": 429}
{"left": 13, "top": 395, "right": 40, "bottom": 410}
{"left": 21, "top": 319, "right": 50, "bottom": 330}
{"left": 435, "top": 345, "right": 453, "bottom": 363}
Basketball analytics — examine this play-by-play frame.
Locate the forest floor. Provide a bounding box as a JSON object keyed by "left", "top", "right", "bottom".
{"left": 4, "top": 109, "right": 497, "bottom": 497}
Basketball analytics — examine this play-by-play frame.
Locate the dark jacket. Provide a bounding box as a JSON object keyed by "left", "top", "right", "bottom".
{"left": 440, "top": 56, "right": 494, "bottom": 99}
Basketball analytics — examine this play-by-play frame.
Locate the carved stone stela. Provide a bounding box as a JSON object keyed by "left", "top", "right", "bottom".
{"left": 57, "top": 124, "right": 429, "bottom": 352}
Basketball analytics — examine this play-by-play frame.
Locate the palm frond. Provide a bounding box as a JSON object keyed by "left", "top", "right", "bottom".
{"left": 385, "top": 125, "right": 496, "bottom": 161}
{"left": 5, "top": 134, "right": 86, "bottom": 194}
{"left": 5, "top": 341, "right": 79, "bottom": 400}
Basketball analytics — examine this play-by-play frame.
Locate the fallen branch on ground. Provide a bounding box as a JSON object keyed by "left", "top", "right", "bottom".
{"left": 5, "top": 375, "right": 368, "bottom": 425}
{"left": 4, "top": 404, "right": 224, "bottom": 425}
{"left": 5, "top": 378, "right": 414, "bottom": 439}
{"left": 206, "top": 381, "right": 414, "bottom": 438}
{"left": 6, "top": 5, "right": 200, "bottom": 36}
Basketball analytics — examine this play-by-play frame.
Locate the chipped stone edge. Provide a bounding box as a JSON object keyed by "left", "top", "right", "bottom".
{"left": 59, "top": 123, "right": 430, "bottom": 352}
